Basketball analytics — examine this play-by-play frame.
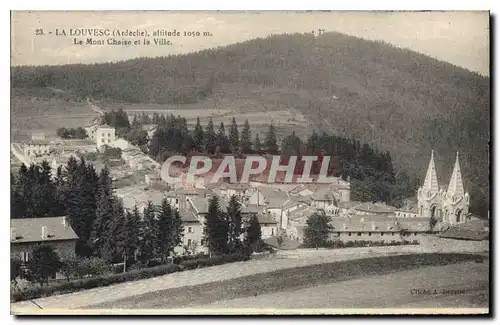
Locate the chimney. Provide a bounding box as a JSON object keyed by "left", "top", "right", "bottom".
{"left": 343, "top": 223, "right": 347, "bottom": 230}
{"left": 41, "top": 226, "right": 48, "bottom": 239}
{"left": 11, "top": 228, "right": 16, "bottom": 241}
{"left": 62, "top": 217, "right": 67, "bottom": 227}
{"left": 372, "top": 221, "right": 376, "bottom": 231}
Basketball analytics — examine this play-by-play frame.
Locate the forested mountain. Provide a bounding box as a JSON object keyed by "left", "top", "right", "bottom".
{"left": 11, "top": 32, "right": 490, "bottom": 216}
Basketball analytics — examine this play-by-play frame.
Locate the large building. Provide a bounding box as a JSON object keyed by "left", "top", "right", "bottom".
{"left": 96, "top": 124, "right": 116, "bottom": 147}
{"left": 417, "top": 151, "right": 469, "bottom": 224}
{"left": 11, "top": 216, "right": 79, "bottom": 263}
{"left": 23, "top": 140, "right": 51, "bottom": 157}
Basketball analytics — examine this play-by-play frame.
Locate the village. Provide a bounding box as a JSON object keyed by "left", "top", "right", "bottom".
{"left": 10, "top": 106, "right": 488, "bottom": 266}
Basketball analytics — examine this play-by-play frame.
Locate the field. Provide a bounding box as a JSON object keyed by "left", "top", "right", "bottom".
{"left": 85, "top": 253, "right": 487, "bottom": 309}
{"left": 11, "top": 95, "right": 99, "bottom": 141}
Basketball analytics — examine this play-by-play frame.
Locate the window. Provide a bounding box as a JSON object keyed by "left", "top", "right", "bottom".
{"left": 27, "top": 150, "right": 30, "bottom": 155}
{"left": 381, "top": 232, "right": 384, "bottom": 236}
{"left": 391, "top": 232, "right": 395, "bottom": 236}
{"left": 108, "top": 133, "right": 110, "bottom": 137}
{"left": 368, "top": 232, "right": 372, "bottom": 236}
{"left": 102, "top": 133, "right": 105, "bottom": 137}
{"left": 271, "top": 228, "right": 274, "bottom": 236}
{"left": 108, "top": 139, "right": 111, "bottom": 143}
{"left": 348, "top": 232, "right": 352, "bottom": 236}
{"left": 357, "top": 232, "right": 361, "bottom": 236}
{"left": 187, "top": 239, "right": 192, "bottom": 246}
{"left": 21, "top": 251, "right": 29, "bottom": 262}
{"left": 414, "top": 232, "right": 418, "bottom": 236}
{"left": 175, "top": 198, "right": 179, "bottom": 204}
{"left": 188, "top": 227, "right": 193, "bottom": 233}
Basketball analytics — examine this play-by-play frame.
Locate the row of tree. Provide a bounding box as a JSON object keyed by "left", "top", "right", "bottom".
{"left": 56, "top": 127, "right": 88, "bottom": 139}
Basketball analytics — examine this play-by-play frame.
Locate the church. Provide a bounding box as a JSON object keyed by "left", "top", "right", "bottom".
{"left": 417, "top": 150, "right": 469, "bottom": 224}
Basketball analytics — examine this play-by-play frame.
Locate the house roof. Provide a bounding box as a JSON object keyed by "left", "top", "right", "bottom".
{"left": 179, "top": 210, "right": 201, "bottom": 223}
{"left": 11, "top": 217, "right": 79, "bottom": 244}
{"left": 329, "top": 215, "right": 430, "bottom": 232}
{"left": 257, "top": 188, "right": 289, "bottom": 208}
{"left": 97, "top": 124, "right": 115, "bottom": 129}
{"left": 25, "top": 140, "right": 51, "bottom": 146}
{"left": 353, "top": 202, "right": 396, "bottom": 214}
{"left": 256, "top": 213, "right": 278, "bottom": 224}
{"left": 439, "top": 220, "right": 489, "bottom": 241}
{"left": 337, "top": 201, "right": 362, "bottom": 210}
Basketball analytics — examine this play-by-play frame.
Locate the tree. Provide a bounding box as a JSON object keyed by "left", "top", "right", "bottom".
{"left": 240, "top": 119, "right": 253, "bottom": 153}
{"left": 264, "top": 123, "right": 279, "bottom": 154}
{"left": 216, "top": 122, "right": 231, "bottom": 153}
{"left": 281, "top": 131, "right": 302, "bottom": 156}
{"left": 123, "top": 206, "right": 141, "bottom": 263}
{"left": 75, "top": 127, "right": 88, "bottom": 139}
{"left": 202, "top": 196, "right": 229, "bottom": 256}
{"left": 244, "top": 214, "right": 262, "bottom": 254}
{"left": 226, "top": 195, "right": 243, "bottom": 253}
{"left": 204, "top": 118, "right": 217, "bottom": 155}
{"left": 254, "top": 133, "right": 262, "bottom": 153}
{"left": 193, "top": 116, "right": 204, "bottom": 152}
{"left": 229, "top": 117, "right": 240, "bottom": 152}
{"left": 303, "top": 212, "right": 333, "bottom": 249}
{"left": 138, "top": 201, "right": 157, "bottom": 263}
{"left": 429, "top": 215, "right": 438, "bottom": 232}
{"left": 26, "top": 245, "right": 63, "bottom": 286}
{"left": 156, "top": 199, "right": 179, "bottom": 263}
{"left": 11, "top": 259, "right": 23, "bottom": 283}
{"left": 89, "top": 166, "right": 115, "bottom": 258}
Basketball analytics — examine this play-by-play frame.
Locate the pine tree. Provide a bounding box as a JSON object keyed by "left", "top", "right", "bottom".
{"left": 202, "top": 196, "right": 229, "bottom": 256}
{"left": 226, "top": 195, "right": 243, "bottom": 253}
{"left": 106, "top": 199, "right": 127, "bottom": 263}
{"left": 156, "top": 199, "right": 173, "bottom": 262}
{"left": 254, "top": 133, "right": 262, "bottom": 153}
{"left": 89, "top": 166, "right": 115, "bottom": 258}
{"left": 193, "top": 116, "right": 204, "bottom": 152}
{"left": 204, "top": 118, "right": 217, "bottom": 155}
{"left": 139, "top": 201, "right": 157, "bottom": 263}
{"left": 303, "top": 212, "right": 333, "bottom": 249}
{"left": 216, "top": 122, "right": 231, "bottom": 153}
{"left": 240, "top": 119, "right": 252, "bottom": 154}
{"left": 26, "top": 245, "right": 63, "bottom": 286}
{"left": 264, "top": 123, "right": 279, "bottom": 154}
{"left": 124, "top": 205, "right": 141, "bottom": 263}
{"left": 229, "top": 117, "right": 240, "bottom": 152}
{"left": 244, "top": 214, "right": 262, "bottom": 254}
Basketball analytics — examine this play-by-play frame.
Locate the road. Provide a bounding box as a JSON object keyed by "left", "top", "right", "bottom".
{"left": 191, "top": 261, "right": 488, "bottom": 310}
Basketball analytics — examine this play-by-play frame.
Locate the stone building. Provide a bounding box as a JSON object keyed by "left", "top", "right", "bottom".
{"left": 96, "top": 124, "right": 116, "bottom": 147}
{"left": 417, "top": 151, "right": 469, "bottom": 225}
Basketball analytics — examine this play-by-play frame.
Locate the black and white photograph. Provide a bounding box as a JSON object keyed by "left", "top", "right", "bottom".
{"left": 9, "top": 10, "right": 490, "bottom": 315}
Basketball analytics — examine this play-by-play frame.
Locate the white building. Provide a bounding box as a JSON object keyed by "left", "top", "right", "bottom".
{"left": 23, "top": 140, "right": 51, "bottom": 157}
{"left": 96, "top": 124, "right": 116, "bottom": 147}
{"left": 417, "top": 151, "right": 469, "bottom": 225}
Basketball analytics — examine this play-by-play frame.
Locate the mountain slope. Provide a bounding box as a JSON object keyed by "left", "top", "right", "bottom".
{"left": 11, "top": 32, "right": 490, "bottom": 215}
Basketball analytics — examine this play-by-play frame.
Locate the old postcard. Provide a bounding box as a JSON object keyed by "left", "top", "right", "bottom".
{"left": 10, "top": 10, "right": 490, "bottom": 316}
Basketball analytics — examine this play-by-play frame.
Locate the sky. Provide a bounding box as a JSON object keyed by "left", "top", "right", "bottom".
{"left": 11, "top": 11, "right": 490, "bottom": 76}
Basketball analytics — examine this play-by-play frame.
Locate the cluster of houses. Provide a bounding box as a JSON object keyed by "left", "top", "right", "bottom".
{"left": 11, "top": 119, "right": 486, "bottom": 266}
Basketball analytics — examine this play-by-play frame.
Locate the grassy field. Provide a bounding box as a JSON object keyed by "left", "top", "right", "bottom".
{"left": 11, "top": 96, "right": 99, "bottom": 141}
{"left": 86, "top": 253, "right": 487, "bottom": 309}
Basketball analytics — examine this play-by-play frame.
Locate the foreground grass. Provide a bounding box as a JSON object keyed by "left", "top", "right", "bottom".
{"left": 87, "top": 252, "right": 486, "bottom": 309}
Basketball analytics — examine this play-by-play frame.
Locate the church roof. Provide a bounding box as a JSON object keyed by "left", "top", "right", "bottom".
{"left": 423, "top": 150, "right": 439, "bottom": 193}
{"left": 447, "top": 152, "right": 465, "bottom": 197}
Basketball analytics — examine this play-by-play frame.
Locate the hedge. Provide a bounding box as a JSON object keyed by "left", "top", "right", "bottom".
{"left": 11, "top": 252, "right": 250, "bottom": 303}
{"left": 302, "top": 239, "right": 420, "bottom": 249}
{"left": 179, "top": 253, "right": 250, "bottom": 270}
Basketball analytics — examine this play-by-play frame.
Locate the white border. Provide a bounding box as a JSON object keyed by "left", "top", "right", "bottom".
{"left": 2, "top": 1, "right": 497, "bottom": 325}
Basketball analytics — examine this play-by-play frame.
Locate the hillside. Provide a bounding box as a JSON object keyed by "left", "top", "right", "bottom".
{"left": 10, "top": 32, "right": 490, "bottom": 215}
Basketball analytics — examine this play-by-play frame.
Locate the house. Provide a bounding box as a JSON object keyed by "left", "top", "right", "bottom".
{"left": 174, "top": 210, "right": 206, "bottom": 255}
{"left": 255, "top": 213, "right": 279, "bottom": 238}
{"left": 11, "top": 216, "right": 79, "bottom": 263}
{"left": 23, "top": 140, "right": 51, "bottom": 157}
{"left": 31, "top": 132, "right": 45, "bottom": 141}
{"left": 96, "top": 124, "right": 116, "bottom": 147}
{"left": 248, "top": 187, "right": 291, "bottom": 230}
{"left": 352, "top": 202, "right": 396, "bottom": 216}
{"left": 438, "top": 219, "right": 489, "bottom": 241}
{"left": 145, "top": 172, "right": 162, "bottom": 185}
{"left": 328, "top": 214, "right": 431, "bottom": 243}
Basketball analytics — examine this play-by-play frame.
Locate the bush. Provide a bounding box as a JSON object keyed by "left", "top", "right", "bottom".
{"left": 179, "top": 252, "right": 250, "bottom": 270}
{"left": 61, "top": 257, "right": 111, "bottom": 280}
{"left": 11, "top": 262, "right": 181, "bottom": 303}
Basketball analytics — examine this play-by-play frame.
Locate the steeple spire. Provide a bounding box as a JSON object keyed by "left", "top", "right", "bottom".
{"left": 447, "top": 151, "right": 465, "bottom": 197}
{"left": 423, "top": 150, "right": 439, "bottom": 193}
